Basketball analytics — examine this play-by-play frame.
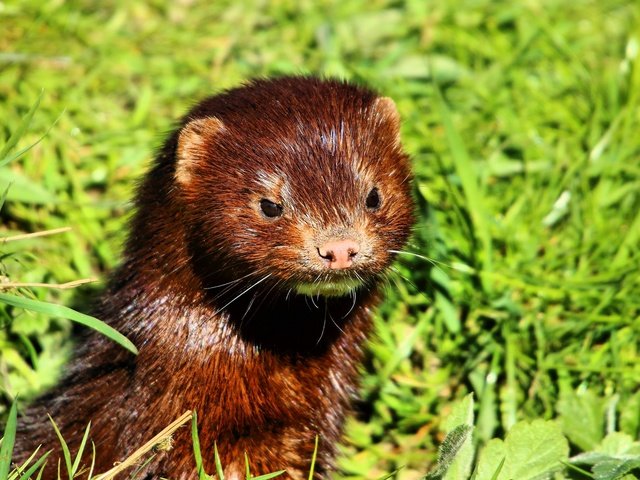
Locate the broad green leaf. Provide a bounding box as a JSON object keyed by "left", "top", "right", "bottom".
{"left": 557, "top": 388, "right": 605, "bottom": 451}
{"left": 475, "top": 420, "right": 569, "bottom": 480}
{"left": 473, "top": 438, "right": 506, "bottom": 480}
{"left": 598, "top": 432, "right": 640, "bottom": 456}
{"left": 440, "top": 394, "right": 475, "bottom": 480}
{"left": 593, "top": 458, "right": 640, "bottom": 480}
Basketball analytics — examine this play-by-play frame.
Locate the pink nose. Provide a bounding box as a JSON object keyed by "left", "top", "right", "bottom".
{"left": 317, "top": 239, "right": 360, "bottom": 269}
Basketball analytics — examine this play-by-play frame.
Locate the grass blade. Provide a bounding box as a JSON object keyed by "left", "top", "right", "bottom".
{"left": 9, "top": 451, "right": 51, "bottom": 480}
{"left": 0, "top": 293, "right": 138, "bottom": 354}
{"left": 48, "top": 416, "right": 72, "bottom": 480}
{"left": 251, "top": 471, "right": 286, "bottom": 479}
{"left": 376, "top": 470, "right": 401, "bottom": 480}
{"left": 0, "top": 90, "right": 43, "bottom": 163}
{"left": 307, "top": 436, "right": 319, "bottom": 480}
{"left": 434, "top": 83, "right": 493, "bottom": 281}
{"left": 0, "top": 399, "right": 18, "bottom": 480}
{"left": 70, "top": 422, "right": 91, "bottom": 475}
{"left": 214, "top": 443, "right": 224, "bottom": 480}
{"left": 191, "top": 411, "right": 207, "bottom": 480}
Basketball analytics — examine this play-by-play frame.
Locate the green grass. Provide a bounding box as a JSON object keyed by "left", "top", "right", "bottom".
{"left": 1, "top": 0, "right": 640, "bottom": 479}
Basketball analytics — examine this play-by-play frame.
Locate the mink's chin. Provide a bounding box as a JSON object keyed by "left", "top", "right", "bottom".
{"left": 294, "top": 277, "right": 367, "bottom": 297}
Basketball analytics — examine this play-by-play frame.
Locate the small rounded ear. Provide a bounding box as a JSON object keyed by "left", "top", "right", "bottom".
{"left": 175, "top": 117, "right": 225, "bottom": 186}
{"left": 372, "top": 96, "right": 401, "bottom": 144}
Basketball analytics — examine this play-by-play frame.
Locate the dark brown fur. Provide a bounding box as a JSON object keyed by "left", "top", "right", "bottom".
{"left": 16, "top": 77, "right": 414, "bottom": 479}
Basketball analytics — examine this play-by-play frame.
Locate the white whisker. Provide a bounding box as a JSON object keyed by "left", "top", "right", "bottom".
{"left": 342, "top": 289, "right": 357, "bottom": 319}
{"left": 217, "top": 273, "right": 272, "bottom": 313}
{"left": 204, "top": 271, "right": 256, "bottom": 290}
{"left": 316, "top": 300, "right": 328, "bottom": 346}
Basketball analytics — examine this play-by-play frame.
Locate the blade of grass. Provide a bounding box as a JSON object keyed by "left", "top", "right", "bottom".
{"left": 214, "top": 443, "right": 225, "bottom": 480}
{"left": 434, "top": 83, "right": 493, "bottom": 284}
{"left": 1, "top": 227, "right": 72, "bottom": 243}
{"left": 376, "top": 470, "right": 401, "bottom": 480}
{"left": 127, "top": 453, "right": 156, "bottom": 479}
{"left": 70, "top": 422, "right": 91, "bottom": 475}
{"left": 489, "top": 457, "right": 506, "bottom": 480}
{"left": 93, "top": 410, "right": 191, "bottom": 480}
{"left": 0, "top": 292, "right": 138, "bottom": 354}
{"left": 251, "top": 471, "right": 286, "bottom": 479}
{"left": 0, "top": 109, "right": 64, "bottom": 167}
{"left": 8, "top": 451, "right": 50, "bottom": 480}
{"left": 48, "top": 416, "right": 73, "bottom": 480}
{"left": 0, "top": 90, "right": 43, "bottom": 163}
{"left": 88, "top": 442, "right": 96, "bottom": 480}
{"left": 192, "top": 411, "right": 207, "bottom": 480}
{"left": 0, "top": 183, "right": 10, "bottom": 213}
{"left": 0, "top": 399, "right": 18, "bottom": 480}
{"left": 307, "top": 436, "right": 319, "bottom": 480}
{"left": 35, "top": 461, "right": 45, "bottom": 480}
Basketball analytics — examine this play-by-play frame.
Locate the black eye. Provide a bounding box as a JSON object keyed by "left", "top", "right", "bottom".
{"left": 260, "top": 199, "right": 283, "bottom": 218}
{"left": 366, "top": 188, "right": 381, "bottom": 210}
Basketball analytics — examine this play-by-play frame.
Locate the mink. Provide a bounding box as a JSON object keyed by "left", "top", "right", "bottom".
{"left": 15, "top": 76, "right": 415, "bottom": 479}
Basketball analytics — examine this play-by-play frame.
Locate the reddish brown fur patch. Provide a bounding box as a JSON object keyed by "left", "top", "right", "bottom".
{"left": 15, "top": 77, "right": 415, "bottom": 479}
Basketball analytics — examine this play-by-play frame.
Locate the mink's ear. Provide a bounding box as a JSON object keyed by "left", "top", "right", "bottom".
{"left": 175, "top": 117, "right": 225, "bottom": 186}
{"left": 372, "top": 96, "right": 401, "bottom": 144}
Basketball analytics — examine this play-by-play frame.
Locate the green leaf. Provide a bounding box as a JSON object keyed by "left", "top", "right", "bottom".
{"left": 0, "top": 293, "right": 138, "bottom": 355}
{"left": 424, "top": 394, "right": 474, "bottom": 480}
{"left": 0, "top": 399, "right": 18, "bottom": 480}
{"left": 558, "top": 387, "right": 605, "bottom": 451}
{"left": 598, "top": 432, "right": 640, "bottom": 456}
{"left": 474, "top": 439, "right": 507, "bottom": 480}
{"left": 593, "top": 458, "right": 640, "bottom": 480}
{"left": 442, "top": 393, "right": 474, "bottom": 480}
{"left": 475, "top": 420, "right": 569, "bottom": 480}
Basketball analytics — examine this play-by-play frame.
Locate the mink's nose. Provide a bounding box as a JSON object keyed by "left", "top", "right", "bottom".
{"left": 317, "top": 240, "right": 360, "bottom": 269}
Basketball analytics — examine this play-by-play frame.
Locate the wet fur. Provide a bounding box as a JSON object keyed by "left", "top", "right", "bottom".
{"left": 16, "top": 77, "right": 414, "bottom": 479}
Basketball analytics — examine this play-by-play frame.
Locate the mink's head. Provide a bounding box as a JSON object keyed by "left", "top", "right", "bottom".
{"left": 172, "top": 77, "right": 414, "bottom": 298}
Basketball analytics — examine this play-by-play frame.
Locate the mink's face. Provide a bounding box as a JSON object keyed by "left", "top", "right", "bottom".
{"left": 174, "top": 80, "right": 414, "bottom": 298}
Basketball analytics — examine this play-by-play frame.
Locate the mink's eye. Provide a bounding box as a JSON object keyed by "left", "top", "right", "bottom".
{"left": 260, "top": 199, "right": 284, "bottom": 218}
{"left": 365, "top": 187, "right": 381, "bottom": 210}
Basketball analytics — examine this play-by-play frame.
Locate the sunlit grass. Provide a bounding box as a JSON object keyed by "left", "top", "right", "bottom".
{"left": 1, "top": 1, "right": 639, "bottom": 478}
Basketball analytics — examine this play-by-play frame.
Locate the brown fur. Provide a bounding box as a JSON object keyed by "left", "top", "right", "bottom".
{"left": 15, "top": 77, "right": 414, "bottom": 479}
